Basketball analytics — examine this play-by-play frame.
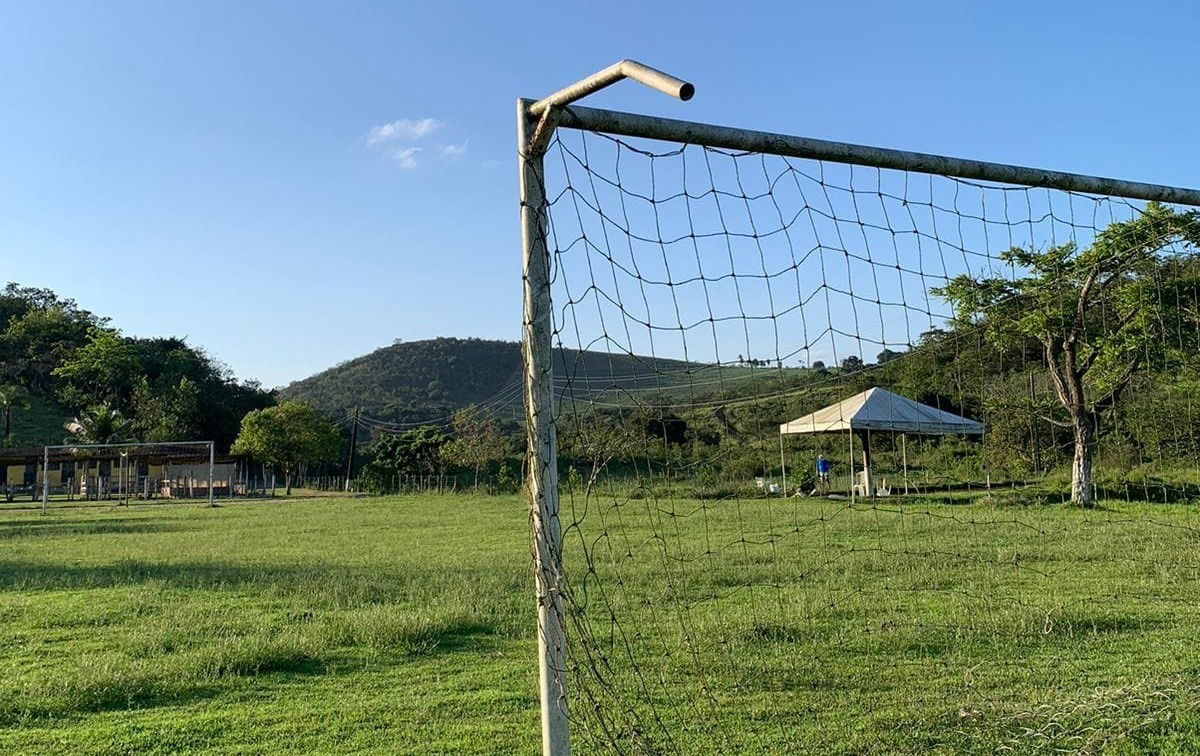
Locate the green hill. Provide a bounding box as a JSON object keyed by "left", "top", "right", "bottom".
{"left": 5, "top": 393, "right": 72, "bottom": 447}
{"left": 278, "top": 337, "right": 707, "bottom": 426}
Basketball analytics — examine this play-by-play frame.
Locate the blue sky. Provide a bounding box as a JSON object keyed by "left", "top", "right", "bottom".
{"left": 2, "top": 0, "right": 1197, "bottom": 387}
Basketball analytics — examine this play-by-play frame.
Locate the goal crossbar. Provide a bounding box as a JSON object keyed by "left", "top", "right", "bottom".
{"left": 553, "top": 103, "right": 1200, "bottom": 207}
{"left": 41, "top": 441, "right": 214, "bottom": 452}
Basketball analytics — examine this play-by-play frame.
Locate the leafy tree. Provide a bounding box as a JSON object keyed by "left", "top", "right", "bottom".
{"left": 360, "top": 426, "right": 448, "bottom": 490}
{"left": 879, "top": 327, "right": 993, "bottom": 422}
{"left": 132, "top": 376, "right": 203, "bottom": 441}
{"left": 64, "top": 404, "right": 134, "bottom": 444}
{"left": 558, "top": 410, "right": 639, "bottom": 495}
{"left": 1, "top": 307, "right": 96, "bottom": 392}
{"left": 840, "top": 355, "right": 864, "bottom": 372}
{"left": 126, "top": 337, "right": 272, "bottom": 447}
{"left": 876, "top": 348, "right": 904, "bottom": 364}
{"left": 231, "top": 401, "right": 340, "bottom": 495}
{"left": 935, "top": 203, "right": 1200, "bottom": 507}
{"left": 441, "top": 405, "right": 506, "bottom": 487}
{"left": 52, "top": 328, "right": 141, "bottom": 409}
{"left": 0, "top": 383, "right": 30, "bottom": 446}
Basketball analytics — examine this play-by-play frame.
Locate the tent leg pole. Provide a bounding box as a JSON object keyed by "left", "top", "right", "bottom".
{"left": 902, "top": 434, "right": 909, "bottom": 495}
{"left": 861, "top": 431, "right": 872, "bottom": 499}
{"left": 983, "top": 429, "right": 991, "bottom": 491}
{"left": 849, "top": 431, "right": 855, "bottom": 503}
{"left": 779, "top": 434, "right": 787, "bottom": 498}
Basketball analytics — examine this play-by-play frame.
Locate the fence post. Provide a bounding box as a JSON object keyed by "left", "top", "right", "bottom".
{"left": 41, "top": 446, "right": 49, "bottom": 514}
{"left": 519, "top": 96, "right": 569, "bottom": 756}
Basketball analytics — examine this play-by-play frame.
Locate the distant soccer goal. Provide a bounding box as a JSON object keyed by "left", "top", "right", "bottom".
{"left": 520, "top": 62, "right": 1200, "bottom": 753}
{"left": 34, "top": 441, "right": 235, "bottom": 512}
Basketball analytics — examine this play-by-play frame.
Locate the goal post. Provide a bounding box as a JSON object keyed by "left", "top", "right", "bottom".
{"left": 520, "top": 61, "right": 1200, "bottom": 753}
{"left": 518, "top": 94, "right": 569, "bottom": 756}
{"left": 39, "top": 440, "right": 218, "bottom": 513}
{"left": 520, "top": 62, "right": 696, "bottom": 756}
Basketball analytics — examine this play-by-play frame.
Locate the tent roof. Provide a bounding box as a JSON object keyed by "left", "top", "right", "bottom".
{"left": 779, "top": 387, "right": 984, "bottom": 436}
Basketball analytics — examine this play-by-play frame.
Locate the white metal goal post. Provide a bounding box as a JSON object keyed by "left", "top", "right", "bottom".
{"left": 519, "top": 60, "right": 1200, "bottom": 755}
{"left": 39, "top": 440, "right": 216, "bottom": 514}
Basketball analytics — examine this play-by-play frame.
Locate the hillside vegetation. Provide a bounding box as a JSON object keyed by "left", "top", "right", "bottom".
{"left": 279, "top": 337, "right": 698, "bottom": 425}
{"left": 0, "top": 283, "right": 272, "bottom": 449}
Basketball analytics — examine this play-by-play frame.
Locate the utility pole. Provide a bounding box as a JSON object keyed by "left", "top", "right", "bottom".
{"left": 344, "top": 407, "right": 359, "bottom": 492}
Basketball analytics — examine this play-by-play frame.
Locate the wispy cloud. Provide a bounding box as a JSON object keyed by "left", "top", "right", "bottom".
{"left": 438, "top": 141, "right": 469, "bottom": 160}
{"left": 365, "top": 117, "right": 468, "bottom": 172}
{"left": 393, "top": 147, "right": 422, "bottom": 169}
{"left": 367, "top": 117, "right": 441, "bottom": 145}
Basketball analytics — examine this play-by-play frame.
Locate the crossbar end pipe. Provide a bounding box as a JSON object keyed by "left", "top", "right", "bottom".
{"left": 528, "top": 59, "right": 693, "bottom": 117}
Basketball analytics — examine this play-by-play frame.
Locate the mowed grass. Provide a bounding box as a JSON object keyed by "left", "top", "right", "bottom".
{"left": 558, "top": 492, "right": 1200, "bottom": 753}
{"left": 2, "top": 494, "right": 1200, "bottom": 752}
{"left": 0, "top": 496, "right": 539, "bottom": 754}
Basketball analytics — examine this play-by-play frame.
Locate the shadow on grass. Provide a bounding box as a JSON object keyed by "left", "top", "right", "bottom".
{"left": 403, "top": 620, "right": 498, "bottom": 656}
{"left": 0, "top": 517, "right": 189, "bottom": 540}
{"left": 0, "top": 644, "right": 330, "bottom": 726}
{"left": 911, "top": 482, "right": 1199, "bottom": 508}
{"left": 1040, "top": 612, "right": 1157, "bottom": 637}
{"left": 0, "top": 560, "right": 527, "bottom": 629}
{"left": 747, "top": 623, "right": 808, "bottom": 643}
{"left": 0, "top": 559, "right": 386, "bottom": 594}
{"left": 0, "top": 609, "right": 504, "bottom": 725}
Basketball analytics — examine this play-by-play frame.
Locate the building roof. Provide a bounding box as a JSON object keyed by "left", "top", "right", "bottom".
{"left": 0, "top": 446, "right": 244, "bottom": 466}
{"left": 779, "top": 387, "right": 984, "bottom": 436}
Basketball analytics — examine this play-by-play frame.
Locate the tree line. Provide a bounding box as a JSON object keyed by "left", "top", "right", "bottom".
{"left": 0, "top": 283, "right": 523, "bottom": 497}
{"left": 0, "top": 283, "right": 272, "bottom": 447}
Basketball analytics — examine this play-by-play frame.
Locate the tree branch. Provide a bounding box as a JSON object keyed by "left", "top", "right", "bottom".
{"left": 1037, "top": 413, "right": 1073, "bottom": 429}
{"left": 1079, "top": 308, "right": 1139, "bottom": 376}
{"left": 1043, "top": 340, "right": 1072, "bottom": 411}
{"left": 1092, "top": 354, "right": 1142, "bottom": 411}
{"left": 1070, "top": 265, "right": 1101, "bottom": 348}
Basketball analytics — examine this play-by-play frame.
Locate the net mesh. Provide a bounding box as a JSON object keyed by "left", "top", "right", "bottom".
{"left": 534, "top": 126, "right": 1200, "bottom": 751}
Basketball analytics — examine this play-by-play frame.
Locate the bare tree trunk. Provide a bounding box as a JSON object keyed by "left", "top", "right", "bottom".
{"left": 284, "top": 465, "right": 293, "bottom": 496}
{"left": 1071, "top": 414, "right": 1095, "bottom": 508}
{"left": 1045, "top": 337, "right": 1099, "bottom": 509}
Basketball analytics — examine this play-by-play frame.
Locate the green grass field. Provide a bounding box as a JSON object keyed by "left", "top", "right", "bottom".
{"left": 2, "top": 493, "right": 1200, "bottom": 753}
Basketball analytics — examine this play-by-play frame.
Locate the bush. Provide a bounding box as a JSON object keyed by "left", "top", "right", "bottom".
{"left": 491, "top": 462, "right": 521, "bottom": 495}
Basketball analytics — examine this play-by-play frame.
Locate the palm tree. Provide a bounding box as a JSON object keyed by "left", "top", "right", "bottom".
{"left": 64, "top": 404, "right": 134, "bottom": 445}
{"left": 0, "top": 384, "right": 30, "bottom": 447}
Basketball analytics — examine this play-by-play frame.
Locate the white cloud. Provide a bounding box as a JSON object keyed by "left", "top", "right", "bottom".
{"left": 438, "top": 140, "right": 469, "bottom": 159}
{"left": 367, "top": 117, "right": 441, "bottom": 145}
{"left": 364, "top": 119, "right": 465, "bottom": 172}
{"left": 393, "top": 147, "right": 422, "bottom": 169}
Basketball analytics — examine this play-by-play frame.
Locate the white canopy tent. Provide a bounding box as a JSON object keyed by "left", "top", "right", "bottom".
{"left": 778, "top": 387, "right": 984, "bottom": 498}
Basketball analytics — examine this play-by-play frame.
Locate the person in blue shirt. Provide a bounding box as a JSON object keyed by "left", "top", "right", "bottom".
{"left": 815, "top": 453, "right": 832, "bottom": 493}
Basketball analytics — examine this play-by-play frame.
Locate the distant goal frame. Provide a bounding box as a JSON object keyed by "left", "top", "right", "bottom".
{"left": 39, "top": 440, "right": 216, "bottom": 514}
